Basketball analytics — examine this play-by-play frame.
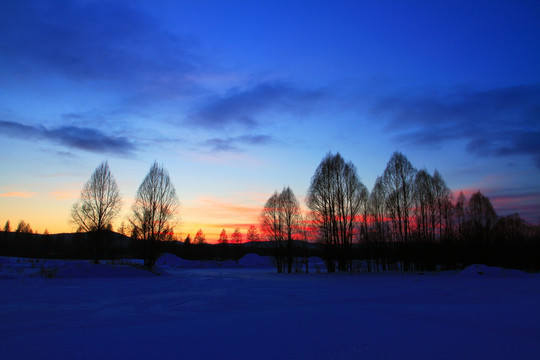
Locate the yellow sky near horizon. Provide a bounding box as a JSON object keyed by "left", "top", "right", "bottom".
{"left": 0, "top": 190, "right": 267, "bottom": 243}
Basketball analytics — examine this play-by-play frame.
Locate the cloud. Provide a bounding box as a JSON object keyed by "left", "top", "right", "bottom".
{"left": 201, "top": 135, "right": 273, "bottom": 152}
{"left": 187, "top": 81, "right": 327, "bottom": 129}
{"left": 50, "top": 190, "right": 80, "bottom": 200}
{"left": 0, "top": 120, "right": 136, "bottom": 156}
{"left": 0, "top": 192, "right": 36, "bottom": 198}
{"left": 0, "top": 1, "right": 200, "bottom": 99}
{"left": 372, "top": 84, "right": 540, "bottom": 167}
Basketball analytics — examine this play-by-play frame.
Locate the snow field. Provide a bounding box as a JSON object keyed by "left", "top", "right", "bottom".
{"left": 1, "top": 256, "right": 540, "bottom": 359}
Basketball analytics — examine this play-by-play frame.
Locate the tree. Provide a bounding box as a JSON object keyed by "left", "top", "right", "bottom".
{"left": 246, "top": 225, "right": 260, "bottom": 245}
{"left": 130, "top": 162, "right": 179, "bottom": 267}
{"left": 261, "top": 191, "right": 285, "bottom": 272}
{"left": 260, "top": 187, "right": 302, "bottom": 273}
{"left": 307, "top": 152, "right": 368, "bottom": 272}
{"left": 71, "top": 161, "right": 122, "bottom": 263}
{"left": 118, "top": 221, "right": 127, "bottom": 236}
{"left": 218, "top": 229, "right": 228, "bottom": 245}
{"left": 3, "top": 220, "right": 10, "bottom": 233}
{"left": 454, "top": 191, "right": 466, "bottom": 240}
{"left": 15, "top": 220, "right": 32, "bottom": 234}
{"left": 413, "top": 169, "right": 435, "bottom": 242}
{"left": 432, "top": 170, "right": 451, "bottom": 241}
{"left": 467, "top": 191, "right": 497, "bottom": 241}
{"left": 382, "top": 152, "right": 416, "bottom": 244}
{"left": 280, "top": 187, "right": 301, "bottom": 273}
{"left": 231, "top": 227, "right": 242, "bottom": 245}
{"left": 368, "top": 176, "right": 390, "bottom": 271}
{"left": 194, "top": 229, "right": 206, "bottom": 244}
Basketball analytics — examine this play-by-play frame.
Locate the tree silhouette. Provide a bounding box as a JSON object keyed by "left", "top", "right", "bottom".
{"left": 261, "top": 191, "right": 285, "bottom": 272}
{"left": 231, "top": 227, "right": 242, "bottom": 245}
{"left": 130, "top": 162, "right": 179, "bottom": 267}
{"left": 15, "top": 220, "right": 32, "bottom": 234}
{"left": 413, "top": 169, "right": 435, "bottom": 242}
{"left": 3, "top": 220, "right": 10, "bottom": 233}
{"left": 382, "top": 152, "right": 416, "bottom": 246}
{"left": 432, "top": 170, "right": 452, "bottom": 241}
{"left": 219, "top": 229, "right": 228, "bottom": 245}
{"left": 71, "top": 161, "right": 122, "bottom": 263}
{"left": 280, "top": 187, "right": 301, "bottom": 273}
{"left": 307, "top": 152, "right": 367, "bottom": 272}
{"left": 368, "top": 176, "right": 389, "bottom": 266}
{"left": 467, "top": 190, "right": 497, "bottom": 263}
{"left": 246, "top": 225, "right": 260, "bottom": 245}
{"left": 454, "top": 191, "right": 466, "bottom": 240}
{"left": 194, "top": 229, "right": 206, "bottom": 244}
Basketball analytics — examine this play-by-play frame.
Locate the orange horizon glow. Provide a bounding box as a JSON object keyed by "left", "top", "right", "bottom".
{"left": 0, "top": 194, "right": 268, "bottom": 242}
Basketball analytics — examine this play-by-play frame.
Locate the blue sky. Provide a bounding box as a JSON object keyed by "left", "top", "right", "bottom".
{"left": 1, "top": 0, "right": 539, "bottom": 238}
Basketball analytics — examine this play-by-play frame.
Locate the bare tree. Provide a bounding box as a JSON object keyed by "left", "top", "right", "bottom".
{"left": 280, "top": 187, "right": 302, "bottom": 273}
{"left": 71, "top": 162, "right": 122, "bottom": 263}
{"left": 413, "top": 169, "right": 435, "bottom": 242}
{"left": 307, "top": 152, "right": 367, "bottom": 272}
{"left": 260, "top": 187, "right": 301, "bottom": 273}
{"left": 382, "top": 152, "right": 416, "bottom": 244}
{"left": 432, "top": 170, "right": 451, "bottom": 241}
{"left": 130, "top": 162, "right": 179, "bottom": 267}
{"left": 369, "top": 176, "right": 389, "bottom": 271}
{"left": 260, "top": 191, "right": 285, "bottom": 272}
{"left": 454, "top": 191, "right": 466, "bottom": 240}
{"left": 467, "top": 190, "right": 497, "bottom": 242}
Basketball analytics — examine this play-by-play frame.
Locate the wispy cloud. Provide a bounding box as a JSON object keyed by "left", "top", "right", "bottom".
{"left": 0, "top": 120, "right": 136, "bottom": 156}
{"left": 187, "top": 81, "right": 327, "bottom": 129}
{"left": 201, "top": 134, "right": 273, "bottom": 152}
{"left": 0, "top": 192, "right": 36, "bottom": 198}
{"left": 50, "top": 190, "right": 80, "bottom": 200}
{"left": 372, "top": 84, "right": 540, "bottom": 167}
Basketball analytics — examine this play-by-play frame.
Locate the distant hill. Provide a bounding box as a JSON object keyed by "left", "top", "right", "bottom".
{"left": 0, "top": 230, "right": 321, "bottom": 260}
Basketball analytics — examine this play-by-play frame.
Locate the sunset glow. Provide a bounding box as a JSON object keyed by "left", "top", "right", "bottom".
{"left": 1, "top": 1, "right": 539, "bottom": 240}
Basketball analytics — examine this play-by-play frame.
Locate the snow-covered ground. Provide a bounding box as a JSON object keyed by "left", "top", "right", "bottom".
{"left": 1, "top": 255, "right": 540, "bottom": 359}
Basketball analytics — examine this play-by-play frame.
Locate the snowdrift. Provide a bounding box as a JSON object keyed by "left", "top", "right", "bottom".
{"left": 155, "top": 253, "right": 274, "bottom": 269}
{"left": 237, "top": 253, "right": 274, "bottom": 268}
{"left": 458, "top": 264, "right": 529, "bottom": 278}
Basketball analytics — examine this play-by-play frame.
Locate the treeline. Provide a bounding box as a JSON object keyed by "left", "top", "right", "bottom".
{"left": 0, "top": 228, "right": 292, "bottom": 262}
{"left": 2, "top": 152, "right": 539, "bottom": 272}
{"left": 261, "top": 151, "right": 540, "bottom": 272}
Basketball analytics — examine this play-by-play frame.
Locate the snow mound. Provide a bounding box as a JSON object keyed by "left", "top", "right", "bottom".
{"left": 238, "top": 254, "right": 273, "bottom": 268}
{"left": 458, "top": 264, "right": 529, "bottom": 278}
{"left": 55, "top": 262, "right": 155, "bottom": 278}
{"left": 155, "top": 253, "right": 186, "bottom": 267}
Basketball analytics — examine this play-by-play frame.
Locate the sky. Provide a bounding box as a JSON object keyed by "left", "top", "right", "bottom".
{"left": 1, "top": 0, "right": 539, "bottom": 241}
